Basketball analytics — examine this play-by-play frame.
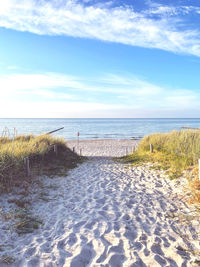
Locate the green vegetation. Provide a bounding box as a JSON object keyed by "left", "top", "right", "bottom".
{"left": 0, "top": 134, "right": 82, "bottom": 192}
{"left": 124, "top": 130, "right": 200, "bottom": 179}
{"left": 123, "top": 129, "right": 200, "bottom": 204}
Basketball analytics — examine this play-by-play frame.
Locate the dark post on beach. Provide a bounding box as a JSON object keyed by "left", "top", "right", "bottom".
{"left": 199, "top": 159, "right": 200, "bottom": 180}
{"left": 150, "top": 144, "right": 153, "bottom": 153}
{"left": 77, "top": 132, "right": 80, "bottom": 147}
{"left": 24, "top": 157, "right": 31, "bottom": 177}
{"left": 54, "top": 144, "right": 58, "bottom": 156}
{"left": 46, "top": 127, "right": 64, "bottom": 135}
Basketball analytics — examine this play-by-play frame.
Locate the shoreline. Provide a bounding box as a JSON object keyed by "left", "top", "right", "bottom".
{"left": 67, "top": 138, "right": 141, "bottom": 142}
{"left": 67, "top": 139, "right": 140, "bottom": 157}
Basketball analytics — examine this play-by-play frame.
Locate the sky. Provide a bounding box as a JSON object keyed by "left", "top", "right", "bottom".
{"left": 0, "top": 0, "right": 200, "bottom": 118}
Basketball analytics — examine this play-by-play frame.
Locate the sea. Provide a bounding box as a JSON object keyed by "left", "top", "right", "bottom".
{"left": 0, "top": 118, "right": 200, "bottom": 140}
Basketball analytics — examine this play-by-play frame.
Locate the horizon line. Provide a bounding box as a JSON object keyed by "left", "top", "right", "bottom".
{"left": 0, "top": 118, "right": 200, "bottom": 120}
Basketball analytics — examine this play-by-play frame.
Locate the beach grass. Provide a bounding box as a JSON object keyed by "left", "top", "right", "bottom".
{"left": 0, "top": 134, "right": 82, "bottom": 192}
{"left": 123, "top": 130, "right": 200, "bottom": 202}
{"left": 124, "top": 130, "right": 200, "bottom": 176}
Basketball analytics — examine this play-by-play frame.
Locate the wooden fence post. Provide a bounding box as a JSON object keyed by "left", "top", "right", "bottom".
{"left": 73, "top": 147, "right": 75, "bottom": 153}
{"left": 150, "top": 144, "right": 153, "bottom": 153}
{"left": 24, "top": 157, "right": 30, "bottom": 177}
{"left": 54, "top": 144, "right": 58, "bottom": 156}
{"left": 80, "top": 148, "right": 82, "bottom": 156}
{"left": 199, "top": 159, "right": 200, "bottom": 180}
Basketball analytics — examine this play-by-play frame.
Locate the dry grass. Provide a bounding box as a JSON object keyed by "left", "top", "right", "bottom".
{"left": 188, "top": 179, "right": 200, "bottom": 204}
{"left": 13, "top": 208, "right": 42, "bottom": 234}
{"left": 0, "top": 254, "right": 15, "bottom": 264}
{"left": 123, "top": 130, "right": 200, "bottom": 203}
{"left": 0, "top": 134, "right": 82, "bottom": 192}
{"left": 123, "top": 130, "right": 200, "bottom": 179}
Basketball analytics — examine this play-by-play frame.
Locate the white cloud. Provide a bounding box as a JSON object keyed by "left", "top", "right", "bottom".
{"left": 1, "top": 71, "right": 199, "bottom": 101}
{"left": 0, "top": 72, "right": 163, "bottom": 99}
{"left": 0, "top": 73, "right": 84, "bottom": 100}
{"left": 0, "top": 0, "right": 200, "bottom": 56}
{"left": 0, "top": 100, "right": 125, "bottom": 118}
{"left": 164, "top": 89, "right": 199, "bottom": 108}
{"left": 0, "top": 71, "right": 200, "bottom": 117}
{"left": 1, "top": 98, "right": 200, "bottom": 118}
{"left": 99, "top": 74, "right": 163, "bottom": 96}
{"left": 147, "top": 4, "right": 200, "bottom": 16}
{"left": 7, "top": 65, "right": 19, "bottom": 70}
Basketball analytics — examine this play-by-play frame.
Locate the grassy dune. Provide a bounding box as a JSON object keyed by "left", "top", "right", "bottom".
{"left": 123, "top": 130, "right": 200, "bottom": 203}
{"left": 0, "top": 135, "right": 81, "bottom": 192}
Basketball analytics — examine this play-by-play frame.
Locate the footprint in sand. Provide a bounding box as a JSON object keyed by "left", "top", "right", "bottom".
{"left": 23, "top": 246, "right": 36, "bottom": 258}
{"left": 40, "top": 241, "right": 52, "bottom": 253}
{"left": 67, "top": 233, "right": 78, "bottom": 246}
{"left": 114, "top": 221, "right": 120, "bottom": 231}
{"left": 85, "top": 220, "right": 96, "bottom": 230}
{"left": 108, "top": 254, "right": 125, "bottom": 267}
{"left": 151, "top": 243, "right": 164, "bottom": 256}
{"left": 123, "top": 227, "right": 137, "bottom": 241}
{"left": 161, "top": 236, "right": 171, "bottom": 248}
{"left": 154, "top": 254, "right": 167, "bottom": 266}
{"left": 122, "top": 214, "right": 131, "bottom": 221}
{"left": 73, "top": 221, "right": 87, "bottom": 230}
{"left": 108, "top": 240, "right": 124, "bottom": 254}
{"left": 57, "top": 238, "right": 67, "bottom": 249}
{"left": 70, "top": 243, "right": 94, "bottom": 267}
{"left": 133, "top": 241, "right": 143, "bottom": 251}
{"left": 131, "top": 252, "right": 147, "bottom": 267}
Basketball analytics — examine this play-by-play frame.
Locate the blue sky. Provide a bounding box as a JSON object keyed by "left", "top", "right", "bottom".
{"left": 0, "top": 0, "right": 200, "bottom": 118}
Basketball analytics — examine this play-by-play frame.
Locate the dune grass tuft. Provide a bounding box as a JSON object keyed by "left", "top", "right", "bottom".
{"left": 0, "top": 134, "right": 82, "bottom": 192}
{"left": 123, "top": 129, "right": 200, "bottom": 203}
{"left": 124, "top": 130, "right": 200, "bottom": 179}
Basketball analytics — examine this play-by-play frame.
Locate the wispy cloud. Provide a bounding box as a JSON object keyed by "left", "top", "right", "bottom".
{"left": 7, "top": 65, "right": 19, "bottom": 70}
{"left": 164, "top": 89, "right": 199, "bottom": 108}
{"left": 146, "top": 3, "right": 200, "bottom": 16}
{"left": 1, "top": 0, "right": 200, "bottom": 56}
{"left": 99, "top": 74, "right": 163, "bottom": 96}
{"left": 0, "top": 73, "right": 83, "bottom": 100}
{"left": 0, "top": 72, "right": 163, "bottom": 101}
{"left": 0, "top": 100, "right": 124, "bottom": 118}
{"left": 0, "top": 71, "right": 200, "bottom": 117}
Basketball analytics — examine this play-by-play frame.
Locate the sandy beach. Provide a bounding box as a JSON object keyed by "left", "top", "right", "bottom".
{"left": 0, "top": 139, "right": 200, "bottom": 266}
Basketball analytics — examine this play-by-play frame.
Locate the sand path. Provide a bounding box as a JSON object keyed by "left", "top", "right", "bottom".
{"left": 0, "top": 140, "right": 200, "bottom": 266}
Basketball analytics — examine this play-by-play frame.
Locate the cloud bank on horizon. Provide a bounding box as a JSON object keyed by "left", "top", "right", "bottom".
{"left": 0, "top": 71, "right": 199, "bottom": 118}
{"left": 1, "top": 0, "right": 200, "bottom": 56}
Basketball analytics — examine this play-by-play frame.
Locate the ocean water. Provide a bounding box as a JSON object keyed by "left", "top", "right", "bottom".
{"left": 0, "top": 118, "right": 200, "bottom": 140}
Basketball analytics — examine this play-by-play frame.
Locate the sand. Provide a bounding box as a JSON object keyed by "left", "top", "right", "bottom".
{"left": 0, "top": 139, "right": 200, "bottom": 266}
